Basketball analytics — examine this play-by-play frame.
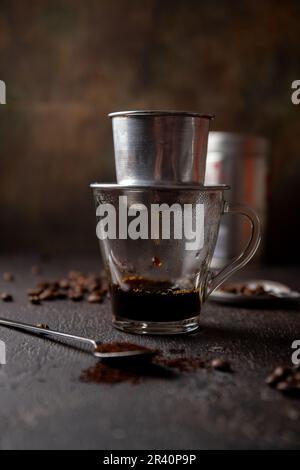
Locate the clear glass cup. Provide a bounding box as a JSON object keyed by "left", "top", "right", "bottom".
{"left": 91, "top": 184, "right": 261, "bottom": 335}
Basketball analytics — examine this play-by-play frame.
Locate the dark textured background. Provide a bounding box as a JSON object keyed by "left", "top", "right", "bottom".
{"left": 1, "top": 0, "right": 300, "bottom": 262}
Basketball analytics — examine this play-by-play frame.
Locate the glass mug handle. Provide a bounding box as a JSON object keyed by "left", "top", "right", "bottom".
{"left": 205, "top": 202, "right": 261, "bottom": 299}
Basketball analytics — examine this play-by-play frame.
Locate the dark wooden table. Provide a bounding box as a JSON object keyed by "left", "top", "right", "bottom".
{"left": 0, "top": 255, "right": 299, "bottom": 450}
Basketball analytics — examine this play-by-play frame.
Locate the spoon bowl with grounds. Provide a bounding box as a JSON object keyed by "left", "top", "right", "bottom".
{"left": 0, "top": 317, "right": 157, "bottom": 363}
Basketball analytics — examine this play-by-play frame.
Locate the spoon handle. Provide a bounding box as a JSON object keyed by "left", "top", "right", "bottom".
{"left": 0, "top": 317, "right": 97, "bottom": 353}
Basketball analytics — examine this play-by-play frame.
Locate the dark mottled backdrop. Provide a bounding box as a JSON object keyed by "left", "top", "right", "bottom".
{"left": 0, "top": 0, "right": 300, "bottom": 262}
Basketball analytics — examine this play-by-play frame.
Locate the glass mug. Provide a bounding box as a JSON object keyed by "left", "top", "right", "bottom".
{"left": 91, "top": 184, "right": 261, "bottom": 335}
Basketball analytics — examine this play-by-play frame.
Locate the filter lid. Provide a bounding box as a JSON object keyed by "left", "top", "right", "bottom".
{"left": 109, "top": 110, "right": 214, "bottom": 119}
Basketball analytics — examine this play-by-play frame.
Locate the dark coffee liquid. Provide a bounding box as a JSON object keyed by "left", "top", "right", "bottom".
{"left": 110, "top": 277, "right": 200, "bottom": 322}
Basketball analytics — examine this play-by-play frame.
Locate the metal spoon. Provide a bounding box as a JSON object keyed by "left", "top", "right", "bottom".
{"left": 0, "top": 317, "right": 156, "bottom": 363}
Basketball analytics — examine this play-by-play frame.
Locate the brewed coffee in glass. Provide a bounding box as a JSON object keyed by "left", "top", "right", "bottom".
{"left": 91, "top": 184, "right": 260, "bottom": 334}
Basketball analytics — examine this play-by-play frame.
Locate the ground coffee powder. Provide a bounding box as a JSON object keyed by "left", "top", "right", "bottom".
{"left": 80, "top": 345, "right": 213, "bottom": 385}
{"left": 95, "top": 342, "right": 153, "bottom": 353}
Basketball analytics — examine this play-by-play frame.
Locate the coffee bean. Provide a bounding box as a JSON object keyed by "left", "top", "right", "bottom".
{"left": 27, "top": 288, "right": 43, "bottom": 296}
{"left": 44, "top": 281, "right": 58, "bottom": 290}
{"left": 221, "top": 282, "right": 275, "bottom": 297}
{"left": 27, "top": 270, "right": 108, "bottom": 304}
{"left": 97, "top": 280, "right": 108, "bottom": 293}
{"left": 68, "top": 270, "right": 82, "bottom": 280}
{"left": 86, "top": 274, "right": 100, "bottom": 286}
{"left": 1, "top": 293, "right": 13, "bottom": 302}
{"left": 87, "top": 292, "right": 103, "bottom": 303}
{"left": 266, "top": 364, "right": 300, "bottom": 397}
{"left": 59, "top": 279, "right": 69, "bottom": 289}
{"left": 36, "top": 323, "right": 50, "bottom": 329}
{"left": 253, "top": 285, "right": 267, "bottom": 296}
{"left": 211, "top": 358, "right": 232, "bottom": 372}
{"left": 68, "top": 290, "right": 83, "bottom": 301}
{"left": 69, "top": 285, "right": 84, "bottom": 296}
{"left": 221, "top": 285, "right": 239, "bottom": 294}
{"left": 265, "top": 374, "right": 278, "bottom": 386}
{"left": 276, "top": 380, "right": 300, "bottom": 396}
{"left": 39, "top": 288, "right": 55, "bottom": 301}
{"left": 273, "top": 366, "right": 291, "bottom": 379}
{"left": 293, "top": 372, "right": 300, "bottom": 381}
{"left": 37, "top": 281, "right": 49, "bottom": 290}
{"left": 87, "top": 281, "right": 101, "bottom": 292}
{"left": 2, "top": 272, "right": 14, "bottom": 282}
{"left": 276, "top": 381, "right": 292, "bottom": 391}
{"left": 266, "top": 366, "right": 291, "bottom": 387}
{"left": 29, "top": 295, "right": 41, "bottom": 305}
{"left": 240, "top": 286, "right": 253, "bottom": 296}
{"left": 54, "top": 290, "right": 67, "bottom": 300}
{"left": 71, "top": 276, "right": 85, "bottom": 289}
{"left": 31, "top": 265, "right": 41, "bottom": 275}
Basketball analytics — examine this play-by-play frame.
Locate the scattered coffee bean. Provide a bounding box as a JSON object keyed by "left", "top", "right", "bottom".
{"left": 253, "top": 285, "right": 267, "bottom": 296}
{"left": 36, "top": 323, "right": 50, "bottom": 329}
{"left": 265, "top": 366, "right": 291, "bottom": 386}
{"left": 2, "top": 272, "right": 14, "bottom": 282}
{"left": 29, "top": 295, "right": 41, "bottom": 305}
{"left": 31, "top": 265, "right": 41, "bottom": 275}
{"left": 1, "top": 293, "right": 13, "bottom": 302}
{"left": 37, "top": 281, "right": 49, "bottom": 290}
{"left": 68, "top": 270, "right": 82, "bottom": 280}
{"left": 27, "top": 270, "right": 108, "bottom": 304}
{"left": 276, "top": 381, "right": 291, "bottom": 391}
{"left": 68, "top": 291, "right": 84, "bottom": 301}
{"left": 27, "top": 288, "right": 43, "bottom": 296}
{"left": 294, "top": 372, "right": 300, "bottom": 381}
{"left": 39, "top": 288, "right": 56, "bottom": 301}
{"left": 276, "top": 380, "right": 300, "bottom": 395}
{"left": 266, "top": 365, "right": 300, "bottom": 397}
{"left": 59, "top": 279, "right": 69, "bottom": 289}
{"left": 240, "top": 286, "right": 253, "bottom": 296}
{"left": 220, "top": 285, "right": 239, "bottom": 294}
{"left": 87, "top": 281, "right": 100, "bottom": 292}
{"left": 53, "top": 291, "right": 67, "bottom": 300}
{"left": 211, "top": 358, "right": 232, "bottom": 372}
{"left": 221, "top": 282, "right": 273, "bottom": 297}
{"left": 88, "top": 292, "right": 103, "bottom": 303}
